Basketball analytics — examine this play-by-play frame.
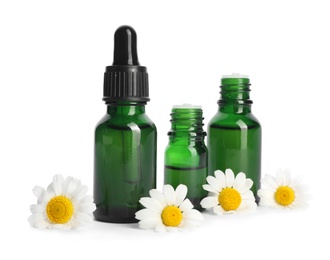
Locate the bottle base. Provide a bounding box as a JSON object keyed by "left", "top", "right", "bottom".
{"left": 93, "top": 207, "right": 139, "bottom": 223}
{"left": 93, "top": 214, "right": 138, "bottom": 224}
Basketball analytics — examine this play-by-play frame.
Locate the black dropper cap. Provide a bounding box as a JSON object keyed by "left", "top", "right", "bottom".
{"left": 103, "top": 25, "right": 149, "bottom": 104}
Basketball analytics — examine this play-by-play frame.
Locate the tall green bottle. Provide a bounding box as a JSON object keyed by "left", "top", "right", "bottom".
{"left": 93, "top": 26, "right": 157, "bottom": 223}
{"left": 208, "top": 74, "right": 261, "bottom": 201}
{"left": 164, "top": 105, "right": 208, "bottom": 211}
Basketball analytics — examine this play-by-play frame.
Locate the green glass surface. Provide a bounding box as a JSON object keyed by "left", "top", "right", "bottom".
{"left": 207, "top": 77, "right": 262, "bottom": 201}
{"left": 164, "top": 106, "right": 208, "bottom": 211}
{"left": 93, "top": 103, "right": 157, "bottom": 223}
{"left": 164, "top": 165, "right": 207, "bottom": 211}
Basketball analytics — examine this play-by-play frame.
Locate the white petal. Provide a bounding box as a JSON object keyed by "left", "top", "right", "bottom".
{"left": 206, "top": 176, "right": 221, "bottom": 192}
{"left": 296, "top": 190, "right": 311, "bottom": 201}
{"left": 241, "top": 190, "right": 255, "bottom": 200}
{"left": 290, "top": 174, "right": 304, "bottom": 189}
{"left": 163, "top": 185, "right": 175, "bottom": 205}
{"left": 149, "top": 189, "right": 167, "bottom": 207}
{"left": 71, "top": 185, "right": 88, "bottom": 202}
{"left": 180, "top": 220, "right": 198, "bottom": 229}
{"left": 139, "top": 218, "right": 162, "bottom": 230}
{"left": 32, "top": 186, "right": 50, "bottom": 204}
{"left": 36, "top": 220, "right": 50, "bottom": 229}
{"left": 29, "top": 217, "right": 50, "bottom": 229}
{"left": 294, "top": 185, "right": 312, "bottom": 200}
{"left": 294, "top": 184, "right": 309, "bottom": 193}
{"left": 165, "top": 226, "right": 178, "bottom": 232}
{"left": 294, "top": 196, "right": 311, "bottom": 208}
{"left": 200, "top": 196, "right": 218, "bottom": 209}
{"left": 225, "top": 169, "right": 235, "bottom": 187}
{"left": 175, "top": 185, "right": 188, "bottom": 206}
{"left": 233, "top": 172, "right": 246, "bottom": 190}
{"left": 53, "top": 223, "right": 73, "bottom": 230}
{"left": 202, "top": 184, "right": 218, "bottom": 193}
{"left": 223, "top": 210, "right": 236, "bottom": 214}
{"left": 66, "top": 218, "right": 80, "bottom": 229}
{"left": 276, "top": 169, "right": 285, "bottom": 186}
{"left": 283, "top": 169, "right": 292, "bottom": 186}
{"left": 213, "top": 205, "right": 225, "bottom": 215}
{"left": 239, "top": 200, "right": 257, "bottom": 211}
{"left": 75, "top": 202, "right": 96, "bottom": 214}
{"left": 30, "top": 204, "right": 44, "bottom": 214}
{"left": 139, "top": 197, "right": 163, "bottom": 213}
{"left": 63, "top": 177, "right": 81, "bottom": 198}
{"left": 73, "top": 212, "right": 93, "bottom": 226}
{"left": 179, "top": 198, "right": 194, "bottom": 212}
{"left": 182, "top": 209, "right": 204, "bottom": 221}
{"left": 262, "top": 174, "right": 278, "bottom": 190}
{"left": 135, "top": 208, "right": 160, "bottom": 220}
{"left": 46, "top": 184, "right": 56, "bottom": 198}
{"left": 181, "top": 210, "right": 204, "bottom": 228}
{"left": 27, "top": 212, "right": 43, "bottom": 223}
{"left": 32, "top": 186, "right": 44, "bottom": 198}
{"left": 79, "top": 195, "right": 94, "bottom": 204}
{"left": 237, "top": 178, "right": 253, "bottom": 193}
{"left": 257, "top": 188, "right": 274, "bottom": 200}
{"left": 155, "top": 223, "right": 167, "bottom": 232}
{"left": 214, "top": 170, "right": 226, "bottom": 188}
{"left": 259, "top": 197, "right": 277, "bottom": 208}
{"left": 28, "top": 213, "right": 49, "bottom": 228}
{"left": 47, "top": 174, "right": 64, "bottom": 196}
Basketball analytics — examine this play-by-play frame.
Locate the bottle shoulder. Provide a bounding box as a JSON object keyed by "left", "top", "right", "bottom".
{"left": 208, "top": 111, "right": 261, "bottom": 129}
{"left": 165, "top": 142, "right": 207, "bottom": 167}
{"left": 95, "top": 113, "right": 156, "bottom": 132}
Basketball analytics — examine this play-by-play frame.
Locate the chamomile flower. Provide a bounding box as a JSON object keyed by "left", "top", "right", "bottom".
{"left": 135, "top": 184, "right": 204, "bottom": 232}
{"left": 28, "top": 174, "right": 96, "bottom": 229}
{"left": 200, "top": 169, "right": 257, "bottom": 214}
{"left": 257, "top": 169, "right": 309, "bottom": 208}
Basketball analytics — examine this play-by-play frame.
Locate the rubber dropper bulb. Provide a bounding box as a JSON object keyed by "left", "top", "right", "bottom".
{"left": 113, "top": 25, "right": 140, "bottom": 66}
{"left": 103, "top": 25, "right": 149, "bottom": 103}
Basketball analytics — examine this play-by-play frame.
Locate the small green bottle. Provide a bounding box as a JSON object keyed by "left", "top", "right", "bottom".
{"left": 207, "top": 74, "right": 261, "bottom": 201}
{"left": 93, "top": 26, "right": 157, "bottom": 223}
{"left": 164, "top": 105, "right": 208, "bottom": 211}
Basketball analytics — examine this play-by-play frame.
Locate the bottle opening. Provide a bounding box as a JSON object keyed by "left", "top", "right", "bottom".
{"left": 172, "top": 104, "right": 202, "bottom": 109}
{"left": 222, "top": 73, "right": 249, "bottom": 79}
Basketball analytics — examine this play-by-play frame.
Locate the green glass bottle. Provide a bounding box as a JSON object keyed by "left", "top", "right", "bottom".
{"left": 164, "top": 105, "right": 208, "bottom": 211}
{"left": 93, "top": 26, "right": 157, "bottom": 223}
{"left": 207, "top": 75, "right": 261, "bottom": 202}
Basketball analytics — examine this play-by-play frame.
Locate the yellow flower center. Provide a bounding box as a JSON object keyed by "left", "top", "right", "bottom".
{"left": 46, "top": 196, "right": 74, "bottom": 224}
{"left": 161, "top": 206, "right": 183, "bottom": 227}
{"left": 218, "top": 187, "right": 242, "bottom": 211}
{"left": 274, "top": 186, "right": 295, "bottom": 206}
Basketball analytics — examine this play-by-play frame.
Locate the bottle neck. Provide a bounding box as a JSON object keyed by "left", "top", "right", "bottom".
{"left": 218, "top": 77, "right": 252, "bottom": 114}
{"left": 168, "top": 106, "right": 206, "bottom": 143}
{"left": 218, "top": 103, "right": 252, "bottom": 114}
{"left": 106, "top": 101, "right": 146, "bottom": 115}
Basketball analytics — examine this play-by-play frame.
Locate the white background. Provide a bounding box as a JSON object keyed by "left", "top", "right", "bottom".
{"left": 1, "top": 0, "right": 329, "bottom": 259}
